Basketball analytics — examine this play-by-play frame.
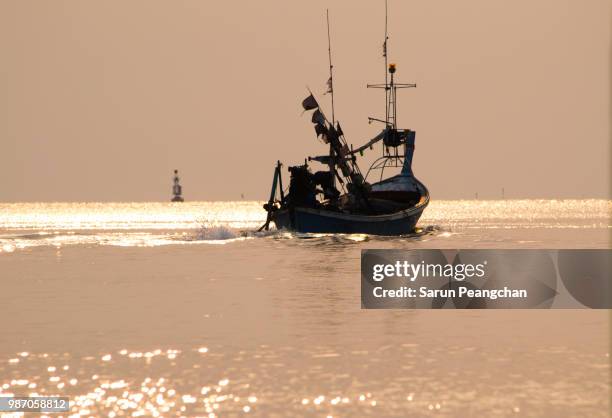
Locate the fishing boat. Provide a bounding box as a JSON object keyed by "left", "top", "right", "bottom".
{"left": 260, "top": 6, "right": 429, "bottom": 236}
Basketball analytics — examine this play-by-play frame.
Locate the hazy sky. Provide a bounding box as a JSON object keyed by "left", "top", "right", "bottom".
{"left": 1, "top": 0, "right": 610, "bottom": 201}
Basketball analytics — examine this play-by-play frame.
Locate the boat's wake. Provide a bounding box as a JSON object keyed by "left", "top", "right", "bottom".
{"left": 241, "top": 224, "right": 444, "bottom": 243}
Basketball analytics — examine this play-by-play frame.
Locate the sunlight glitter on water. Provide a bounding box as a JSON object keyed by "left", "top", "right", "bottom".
{"left": 0, "top": 349, "right": 394, "bottom": 417}
{"left": 0, "top": 200, "right": 609, "bottom": 231}
{"left": 2, "top": 343, "right": 605, "bottom": 417}
{"left": 0, "top": 200, "right": 609, "bottom": 252}
{"left": 0, "top": 202, "right": 263, "bottom": 230}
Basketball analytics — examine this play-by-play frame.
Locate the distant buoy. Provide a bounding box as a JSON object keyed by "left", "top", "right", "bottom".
{"left": 172, "top": 169, "right": 184, "bottom": 202}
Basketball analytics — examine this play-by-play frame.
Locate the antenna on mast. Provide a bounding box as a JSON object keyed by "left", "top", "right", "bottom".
{"left": 326, "top": 9, "right": 335, "bottom": 125}
{"left": 383, "top": 0, "right": 389, "bottom": 123}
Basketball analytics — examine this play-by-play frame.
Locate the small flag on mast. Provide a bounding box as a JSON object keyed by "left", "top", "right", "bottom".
{"left": 324, "top": 77, "right": 333, "bottom": 95}
{"left": 336, "top": 122, "right": 343, "bottom": 137}
{"left": 302, "top": 94, "right": 319, "bottom": 111}
{"left": 311, "top": 109, "right": 325, "bottom": 125}
{"left": 314, "top": 123, "right": 327, "bottom": 139}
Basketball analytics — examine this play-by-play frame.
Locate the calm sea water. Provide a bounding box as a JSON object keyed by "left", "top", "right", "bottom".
{"left": 0, "top": 200, "right": 610, "bottom": 417}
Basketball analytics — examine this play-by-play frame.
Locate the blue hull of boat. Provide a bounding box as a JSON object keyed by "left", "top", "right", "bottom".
{"left": 271, "top": 204, "right": 426, "bottom": 236}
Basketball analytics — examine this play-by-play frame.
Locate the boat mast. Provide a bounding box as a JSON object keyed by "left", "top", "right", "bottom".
{"left": 384, "top": 0, "right": 398, "bottom": 131}
{"left": 326, "top": 9, "right": 336, "bottom": 190}
{"left": 383, "top": 0, "right": 389, "bottom": 126}
{"left": 326, "top": 9, "right": 335, "bottom": 125}
{"left": 367, "top": 1, "right": 416, "bottom": 146}
{"left": 361, "top": 0, "right": 416, "bottom": 176}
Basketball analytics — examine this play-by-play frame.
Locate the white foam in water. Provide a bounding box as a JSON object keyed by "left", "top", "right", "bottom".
{"left": 194, "top": 225, "right": 240, "bottom": 241}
